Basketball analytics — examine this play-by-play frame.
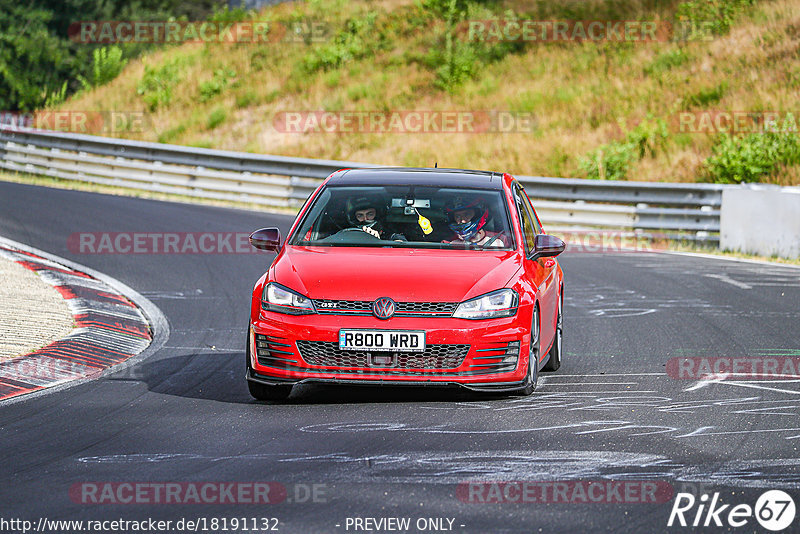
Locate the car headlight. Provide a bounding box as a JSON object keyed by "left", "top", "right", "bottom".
{"left": 262, "top": 282, "right": 315, "bottom": 315}
{"left": 453, "top": 289, "right": 518, "bottom": 320}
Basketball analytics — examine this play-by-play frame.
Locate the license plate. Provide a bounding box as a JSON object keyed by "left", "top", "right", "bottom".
{"left": 338, "top": 329, "right": 426, "bottom": 353}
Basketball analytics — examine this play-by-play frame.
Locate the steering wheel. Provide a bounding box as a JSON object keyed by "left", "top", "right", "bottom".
{"left": 482, "top": 232, "right": 507, "bottom": 249}
{"left": 319, "top": 227, "right": 382, "bottom": 243}
{"left": 339, "top": 227, "right": 380, "bottom": 237}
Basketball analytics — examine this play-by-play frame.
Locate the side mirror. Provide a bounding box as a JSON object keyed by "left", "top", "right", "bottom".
{"left": 249, "top": 228, "right": 281, "bottom": 252}
{"left": 530, "top": 234, "right": 565, "bottom": 260}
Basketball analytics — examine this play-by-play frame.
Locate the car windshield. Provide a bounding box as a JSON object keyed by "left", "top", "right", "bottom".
{"left": 290, "top": 185, "right": 514, "bottom": 250}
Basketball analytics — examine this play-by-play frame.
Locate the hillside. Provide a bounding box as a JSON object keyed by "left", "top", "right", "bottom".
{"left": 54, "top": 0, "right": 800, "bottom": 184}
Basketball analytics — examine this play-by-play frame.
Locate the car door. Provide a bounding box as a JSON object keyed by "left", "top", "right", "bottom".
{"left": 512, "top": 182, "right": 557, "bottom": 356}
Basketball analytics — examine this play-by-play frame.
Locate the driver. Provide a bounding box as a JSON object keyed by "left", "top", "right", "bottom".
{"left": 443, "top": 196, "right": 505, "bottom": 248}
{"left": 345, "top": 195, "right": 386, "bottom": 238}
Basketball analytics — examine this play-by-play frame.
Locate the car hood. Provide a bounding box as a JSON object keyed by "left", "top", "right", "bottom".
{"left": 271, "top": 246, "right": 522, "bottom": 303}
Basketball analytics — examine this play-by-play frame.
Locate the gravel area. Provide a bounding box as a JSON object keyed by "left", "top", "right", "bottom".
{"left": 0, "top": 256, "right": 75, "bottom": 360}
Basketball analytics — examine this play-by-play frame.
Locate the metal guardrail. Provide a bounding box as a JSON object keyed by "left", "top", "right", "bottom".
{"left": 0, "top": 126, "right": 729, "bottom": 240}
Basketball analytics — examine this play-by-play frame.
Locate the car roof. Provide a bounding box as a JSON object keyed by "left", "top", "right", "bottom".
{"left": 328, "top": 167, "right": 507, "bottom": 189}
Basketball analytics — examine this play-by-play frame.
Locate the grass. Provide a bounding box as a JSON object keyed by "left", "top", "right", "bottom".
{"left": 51, "top": 0, "right": 800, "bottom": 184}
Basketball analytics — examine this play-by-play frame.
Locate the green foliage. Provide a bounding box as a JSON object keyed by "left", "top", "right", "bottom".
{"left": 207, "top": 107, "right": 227, "bottom": 129}
{"left": 626, "top": 116, "right": 670, "bottom": 159}
{"left": 209, "top": 4, "right": 255, "bottom": 23}
{"left": 0, "top": 0, "right": 219, "bottom": 111}
{"left": 189, "top": 139, "right": 214, "bottom": 149}
{"left": 249, "top": 48, "right": 270, "bottom": 72}
{"left": 0, "top": 2, "right": 71, "bottom": 111}
{"left": 580, "top": 142, "right": 637, "bottom": 181}
{"left": 158, "top": 124, "right": 186, "bottom": 143}
{"left": 423, "top": 1, "right": 526, "bottom": 92}
{"left": 137, "top": 58, "right": 185, "bottom": 111}
{"left": 581, "top": 116, "right": 669, "bottom": 180}
{"left": 263, "top": 89, "right": 280, "bottom": 104}
{"left": 347, "top": 83, "right": 371, "bottom": 101}
{"left": 324, "top": 70, "right": 342, "bottom": 88}
{"left": 434, "top": 41, "right": 478, "bottom": 91}
{"left": 427, "top": 0, "right": 475, "bottom": 91}
{"left": 235, "top": 90, "right": 258, "bottom": 108}
{"left": 705, "top": 132, "right": 800, "bottom": 183}
{"left": 675, "top": 0, "right": 756, "bottom": 38}
{"left": 644, "top": 48, "right": 690, "bottom": 76}
{"left": 301, "top": 13, "right": 382, "bottom": 73}
{"left": 417, "top": 0, "right": 471, "bottom": 18}
{"left": 199, "top": 69, "right": 238, "bottom": 102}
{"left": 525, "top": 0, "right": 676, "bottom": 20}
{"left": 44, "top": 81, "right": 68, "bottom": 108}
{"left": 78, "top": 46, "right": 128, "bottom": 89}
{"left": 683, "top": 81, "right": 727, "bottom": 109}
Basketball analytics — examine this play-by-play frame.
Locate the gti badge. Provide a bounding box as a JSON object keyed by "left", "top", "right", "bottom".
{"left": 372, "top": 297, "right": 396, "bottom": 319}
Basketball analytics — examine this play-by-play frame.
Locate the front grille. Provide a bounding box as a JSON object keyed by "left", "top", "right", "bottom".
{"left": 397, "top": 301, "right": 457, "bottom": 314}
{"left": 315, "top": 300, "right": 371, "bottom": 312}
{"left": 296, "top": 340, "right": 469, "bottom": 370}
{"left": 313, "top": 299, "right": 457, "bottom": 317}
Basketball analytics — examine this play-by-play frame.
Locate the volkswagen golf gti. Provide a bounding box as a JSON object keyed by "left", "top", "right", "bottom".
{"left": 246, "top": 167, "right": 565, "bottom": 400}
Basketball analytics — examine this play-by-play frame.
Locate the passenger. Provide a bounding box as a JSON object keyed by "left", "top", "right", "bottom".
{"left": 443, "top": 196, "right": 505, "bottom": 248}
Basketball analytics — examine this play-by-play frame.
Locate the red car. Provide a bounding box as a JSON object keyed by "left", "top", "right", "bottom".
{"left": 246, "top": 168, "right": 565, "bottom": 400}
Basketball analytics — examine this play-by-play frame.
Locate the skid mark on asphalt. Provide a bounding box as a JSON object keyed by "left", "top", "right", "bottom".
{"left": 403, "top": 373, "right": 800, "bottom": 441}
{"left": 74, "top": 449, "right": 800, "bottom": 488}
{"left": 565, "top": 286, "right": 722, "bottom": 318}
{"left": 703, "top": 273, "right": 752, "bottom": 289}
{"left": 630, "top": 258, "right": 800, "bottom": 289}
{"left": 687, "top": 379, "right": 800, "bottom": 396}
{"left": 70, "top": 373, "right": 800, "bottom": 489}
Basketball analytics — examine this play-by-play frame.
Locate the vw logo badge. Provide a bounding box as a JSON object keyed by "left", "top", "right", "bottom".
{"left": 372, "top": 297, "right": 396, "bottom": 319}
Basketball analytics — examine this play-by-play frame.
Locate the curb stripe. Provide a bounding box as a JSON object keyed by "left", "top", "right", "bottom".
{"left": 0, "top": 244, "right": 153, "bottom": 401}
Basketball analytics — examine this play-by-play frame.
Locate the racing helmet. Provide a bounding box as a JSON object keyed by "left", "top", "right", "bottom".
{"left": 444, "top": 196, "right": 489, "bottom": 240}
{"left": 346, "top": 194, "right": 385, "bottom": 229}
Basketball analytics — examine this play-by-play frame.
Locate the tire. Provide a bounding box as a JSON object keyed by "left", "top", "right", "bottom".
{"left": 515, "top": 305, "right": 540, "bottom": 396}
{"left": 246, "top": 330, "right": 292, "bottom": 401}
{"left": 542, "top": 292, "right": 562, "bottom": 372}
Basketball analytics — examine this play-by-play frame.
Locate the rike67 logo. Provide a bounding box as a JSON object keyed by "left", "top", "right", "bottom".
{"left": 668, "top": 490, "right": 796, "bottom": 531}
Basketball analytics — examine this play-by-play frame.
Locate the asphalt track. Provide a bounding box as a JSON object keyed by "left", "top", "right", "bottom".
{"left": 1, "top": 180, "right": 800, "bottom": 533}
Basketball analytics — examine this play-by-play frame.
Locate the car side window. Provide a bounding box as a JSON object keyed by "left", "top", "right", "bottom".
{"left": 513, "top": 184, "right": 537, "bottom": 254}
{"left": 517, "top": 184, "right": 542, "bottom": 234}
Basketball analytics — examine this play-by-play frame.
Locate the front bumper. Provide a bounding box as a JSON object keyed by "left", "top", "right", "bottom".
{"left": 246, "top": 367, "right": 527, "bottom": 393}
{"left": 249, "top": 308, "right": 531, "bottom": 390}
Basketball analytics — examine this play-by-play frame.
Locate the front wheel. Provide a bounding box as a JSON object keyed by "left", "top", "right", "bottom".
{"left": 542, "top": 293, "right": 562, "bottom": 372}
{"left": 246, "top": 330, "right": 292, "bottom": 401}
{"left": 515, "top": 305, "right": 540, "bottom": 396}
